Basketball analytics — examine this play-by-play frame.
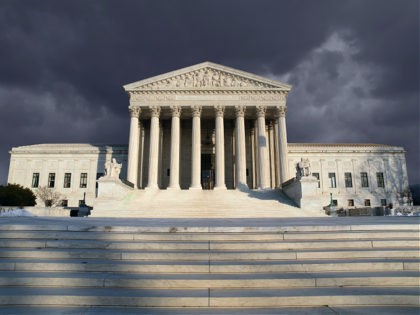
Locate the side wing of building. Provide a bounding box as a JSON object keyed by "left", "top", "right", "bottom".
{"left": 7, "top": 144, "right": 128, "bottom": 207}
{"left": 287, "top": 143, "right": 409, "bottom": 208}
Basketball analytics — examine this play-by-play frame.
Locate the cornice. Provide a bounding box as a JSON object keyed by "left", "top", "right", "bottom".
{"left": 288, "top": 143, "right": 405, "bottom": 154}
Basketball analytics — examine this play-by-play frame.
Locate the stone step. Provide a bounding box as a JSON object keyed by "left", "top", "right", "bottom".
{"left": 0, "top": 238, "right": 418, "bottom": 251}
{"left": 0, "top": 248, "right": 418, "bottom": 260}
{"left": 0, "top": 258, "right": 417, "bottom": 273}
{"left": 0, "top": 271, "right": 418, "bottom": 288}
{"left": 0, "top": 287, "right": 417, "bottom": 307}
{"left": 0, "top": 218, "right": 418, "bottom": 233}
{"left": 0, "top": 230, "right": 418, "bottom": 241}
{"left": 0, "top": 306, "right": 418, "bottom": 315}
{"left": 208, "top": 287, "right": 420, "bottom": 307}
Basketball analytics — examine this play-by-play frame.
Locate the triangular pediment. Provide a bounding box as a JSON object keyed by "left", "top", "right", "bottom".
{"left": 123, "top": 61, "right": 291, "bottom": 91}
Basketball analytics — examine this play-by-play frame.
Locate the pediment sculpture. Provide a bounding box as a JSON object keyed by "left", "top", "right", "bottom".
{"left": 135, "top": 68, "right": 278, "bottom": 90}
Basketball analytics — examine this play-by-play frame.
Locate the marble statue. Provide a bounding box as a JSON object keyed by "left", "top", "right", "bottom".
{"left": 296, "top": 158, "right": 311, "bottom": 179}
{"left": 105, "top": 158, "right": 122, "bottom": 179}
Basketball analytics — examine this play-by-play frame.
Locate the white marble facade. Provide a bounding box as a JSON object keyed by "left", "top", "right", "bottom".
{"left": 7, "top": 62, "right": 410, "bottom": 209}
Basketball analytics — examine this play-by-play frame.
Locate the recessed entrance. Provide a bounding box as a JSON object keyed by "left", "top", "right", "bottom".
{"left": 201, "top": 153, "right": 214, "bottom": 190}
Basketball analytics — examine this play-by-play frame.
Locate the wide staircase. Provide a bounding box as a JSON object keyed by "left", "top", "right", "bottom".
{"left": 0, "top": 217, "right": 418, "bottom": 314}
{"left": 93, "top": 189, "right": 320, "bottom": 218}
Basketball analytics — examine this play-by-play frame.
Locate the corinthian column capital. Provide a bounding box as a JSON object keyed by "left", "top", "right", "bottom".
{"left": 149, "top": 106, "right": 161, "bottom": 118}
{"left": 170, "top": 105, "right": 182, "bottom": 117}
{"left": 191, "top": 105, "right": 202, "bottom": 117}
{"left": 234, "top": 105, "right": 246, "bottom": 117}
{"left": 129, "top": 106, "right": 141, "bottom": 118}
{"left": 256, "top": 105, "right": 267, "bottom": 118}
{"left": 214, "top": 105, "right": 225, "bottom": 117}
{"left": 275, "top": 106, "right": 287, "bottom": 118}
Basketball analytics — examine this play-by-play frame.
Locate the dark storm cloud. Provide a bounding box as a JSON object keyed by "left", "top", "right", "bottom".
{"left": 0, "top": 0, "right": 418, "bottom": 184}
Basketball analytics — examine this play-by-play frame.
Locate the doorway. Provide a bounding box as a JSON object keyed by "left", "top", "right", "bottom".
{"left": 201, "top": 153, "right": 214, "bottom": 190}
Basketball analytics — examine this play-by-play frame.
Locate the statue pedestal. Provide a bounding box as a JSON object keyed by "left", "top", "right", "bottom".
{"left": 97, "top": 176, "right": 132, "bottom": 199}
{"left": 283, "top": 176, "right": 323, "bottom": 209}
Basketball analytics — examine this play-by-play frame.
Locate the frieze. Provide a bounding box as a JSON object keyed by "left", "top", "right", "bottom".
{"left": 129, "top": 91, "right": 286, "bottom": 102}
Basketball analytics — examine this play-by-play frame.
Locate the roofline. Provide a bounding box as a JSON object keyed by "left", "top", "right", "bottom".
{"left": 123, "top": 61, "right": 292, "bottom": 91}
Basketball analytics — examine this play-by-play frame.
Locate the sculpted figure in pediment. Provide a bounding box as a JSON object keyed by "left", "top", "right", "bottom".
{"left": 185, "top": 74, "right": 194, "bottom": 87}
{"left": 203, "top": 70, "right": 211, "bottom": 87}
{"left": 194, "top": 70, "right": 204, "bottom": 87}
{"left": 212, "top": 71, "right": 220, "bottom": 87}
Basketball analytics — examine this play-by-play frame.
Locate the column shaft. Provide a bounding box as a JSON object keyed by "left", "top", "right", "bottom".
{"left": 168, "top": 106, "right": 181, "bottom": 189}
{"left": 214, "top": 106, "right": 226, "bottom": 189}
{"left": 138, "top": 122, "right": 145, "bottom": 188}
{"left": 276, "top": 105, "right": 289, "bottom": 184}
{"left": 190, "top": 106, "right": 202, "bottom": 189}
{"left": 147, "top": 106, "right": 161, "bottom": 189}
{"left": 257, "top": 106, "right": 270, "bottom": 189}
{"left": 127, "top": 106, "right": 141, "bottom": 188}
{"left": 235, "top": 106, "right": 247, "bottom": 189}
{"left": 268, "top": 122, "right": 276, "bottom": 188}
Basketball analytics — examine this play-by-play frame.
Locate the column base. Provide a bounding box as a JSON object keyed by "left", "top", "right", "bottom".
{"left": 235, "top": 183, "right": 249, "bottom": 191}
{"left": 189, "top": 186, "right": 202, "bottom": 190}
{"left": 214, "top": 185, "right": 227, "bottom": 190}
{"left": 145, "top": 185, "right": 159, "bottom": 191}
{"left": 167, "top": 185, "right": 181, "bottom": 190}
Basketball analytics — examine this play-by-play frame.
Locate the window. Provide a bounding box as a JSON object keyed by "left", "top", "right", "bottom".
{"left": 361, "top": 172, "right": 369, "bottom": 188}
{"left": 381, "top": 199, "right": 387, "bottom": 206}
{"left": 80, "top": 173, "right": 88, "bottom": 188}
{"left": 344, "top": 172, "right": 353, "bottom": 188}
{"left": 377, "top": 172, "right": 385, "bottom": 188}
{"left": 348, "top": 199, "right": 354, "bottom": 207}
{"left": 312, "top": 172, "right": 320, "bottom": 188}
{"left": 63, "top": 173, "right": 71, "bottom": 188}
{"left": 61, "top": 200, "right": 68, "bottom": 207}
{"left": 328, "top": 173, "right": 337, "bottom": 188}
{"left": 31, "top": 173, "right": 40, "bottom": 188}
{"left": 364, "top": 199, "right": 371, "bottom": 207}
{"left": 332, "top": 199, "right": 338, "bottom": 206}
{"left": 48, "top": 173, "right": 55, "bottom": 188}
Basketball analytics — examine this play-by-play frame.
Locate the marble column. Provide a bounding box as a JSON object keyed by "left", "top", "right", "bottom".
{"left": 138, "top": 121, "right": 145, "bottom": 188}
{"left": 235, "top": 106, "right": 247, "bottom": 189}
{"left": 256, "top": 105, "right": 270, "bottom": 189}
{"left": 250, "top": 127, "right": 256, "bottom": 189}
{"left": 146, "top": 106, "right": 161, "bottom": 189}
{"left": 127, "top": 106, "right": 141, "bottom": 188}
{"left": 268, "top": 121, "right": 276, "bottom": 188}
{"left": 190, "top": 105, "right": 202, "bottom": 189}
{"left": 276, "top": 103, "right": 289, "bottom": 185}
{"left": 274, "top": 120, "right": 281, "bottom": 188}
{"left": 168, "top": 106, "right": 181, "bottom": 189}
{"left": 214, "top": 106, "right": 226, "bottom": 189}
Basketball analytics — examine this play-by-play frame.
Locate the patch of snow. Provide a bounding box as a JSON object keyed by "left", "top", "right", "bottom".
{"left": 0, "top": 209, "right": 34, "bottom": 217}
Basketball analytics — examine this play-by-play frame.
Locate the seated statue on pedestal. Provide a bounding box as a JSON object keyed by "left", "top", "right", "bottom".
{"left": 104, "top": 158, "right": 122, "bottom": 180}
{"left": 296, "top": 158, "right": 311, "bottom": 179}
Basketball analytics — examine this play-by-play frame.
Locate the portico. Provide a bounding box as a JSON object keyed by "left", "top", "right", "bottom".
{"left": 124, "top": 62, "right": 291, "bottom": 191}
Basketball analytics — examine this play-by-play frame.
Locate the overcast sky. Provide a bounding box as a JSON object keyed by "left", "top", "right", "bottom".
{"left": 0, "top": 0, "right": 418, "bottom": 185}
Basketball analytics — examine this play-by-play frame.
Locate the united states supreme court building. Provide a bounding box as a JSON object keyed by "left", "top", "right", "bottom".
{"left": 7, "top": 62, "right": 410, "bottom": 217}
